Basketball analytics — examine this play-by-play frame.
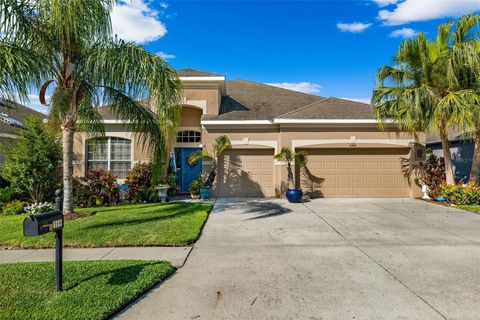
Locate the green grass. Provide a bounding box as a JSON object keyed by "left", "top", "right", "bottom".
{"left": 458, "top": 205, "right": 480, "bottom": 213}
{"left": 0, "top": 202, "right": 212, "bottom": 248}
{"left": 0, "top": 260, "right": 174, "bottom": 320}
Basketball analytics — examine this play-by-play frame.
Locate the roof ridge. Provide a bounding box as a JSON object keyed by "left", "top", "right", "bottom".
{"left": 328, "top": 97, "right": 371, "bottom": 106}
{"left": 275, "top": 97, "right": 329, "bottom": 119}
{"left": 229, "top": 79, "right": 326, "bottom": 99}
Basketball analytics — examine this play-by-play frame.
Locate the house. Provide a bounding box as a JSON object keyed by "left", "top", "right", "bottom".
{"left": 73, "top": 69, "right": 425, "bottom": 198}
{"left": 427, "top": 131, "right": 475, "bottom": 182}
{"left": 0, "top": 100, "right": 47, "bottom": 162}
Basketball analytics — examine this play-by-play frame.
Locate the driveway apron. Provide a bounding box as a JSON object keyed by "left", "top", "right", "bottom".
{"left": 115, "top": 198, "right": 480, "bottom": 320}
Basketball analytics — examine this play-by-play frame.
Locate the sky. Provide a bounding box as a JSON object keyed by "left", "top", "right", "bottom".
{"left": 27, "top": 0, "right": 480, "bottom": 113}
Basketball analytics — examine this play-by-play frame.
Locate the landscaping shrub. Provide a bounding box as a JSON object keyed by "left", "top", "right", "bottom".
{"left": 416, "top": 153, "right": 446, "bottom": 198}
{"left": 125, "top": 162, "right": 152, "bottom": 199}
{"left": 439, "top": 182, "right": 480, "bottom": 205}
{"left": 73, "top": 169, "right": 119, "bottom": 207}
{"left": 24, "top": 202, "right": 55, "bottom": 215}
{"left": 135, "top": 188, "right": 158, "bottom": 203}
{"left": 2, "top": 200, "right": 25, "bottom": 215}
{"left": 0, "top": 186, "right": 16, "bottom": 205}
{"left": 1, "top": 116, "right": 61, "bottom": 202}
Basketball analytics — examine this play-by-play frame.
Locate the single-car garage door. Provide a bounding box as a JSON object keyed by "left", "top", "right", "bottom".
{"left": 299, "top": 148, "right": 410, "bottom": 198}
{"left": 217, "top": 149, "right": 274, "bottom": 197}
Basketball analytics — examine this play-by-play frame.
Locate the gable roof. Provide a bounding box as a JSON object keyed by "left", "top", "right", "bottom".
{"left": 177, "top": 68, "right": 222, "bottom": 77}
{"left": 0, "top": 100, "right": 46, "bottom": 136}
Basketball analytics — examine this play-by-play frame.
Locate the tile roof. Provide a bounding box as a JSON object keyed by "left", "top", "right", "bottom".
{"left": 177, "top": 68, "right": 222, "bottom": 77}
{"left": 0, "top": 100, "right": 46, "bottom": 136}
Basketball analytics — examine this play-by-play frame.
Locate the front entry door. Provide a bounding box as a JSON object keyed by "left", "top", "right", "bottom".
{"left": 175, "top": 148, "right": 202, "bottom": 193}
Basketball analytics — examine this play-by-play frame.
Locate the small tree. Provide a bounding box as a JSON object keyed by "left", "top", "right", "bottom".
{"left": 187, "top": 135, "right": 231, "bottom": 187}
{"left": 274, "top": 147, "right": 308, "bottom": 190}
{"left": 1, "top": 116, "right": 61, "bottom": 202}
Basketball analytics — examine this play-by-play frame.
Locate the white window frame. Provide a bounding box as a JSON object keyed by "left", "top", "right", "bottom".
{"left": 86, "top": 137, "right": 132, "bottom": 179}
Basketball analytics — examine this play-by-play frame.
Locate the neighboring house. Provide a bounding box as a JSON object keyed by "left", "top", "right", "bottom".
{"left": 427, "top": 131, "right": 474, "bottom": 182}
{"left": 73, "top": 69, "right": 425, "bottom": 198}
{"left": 0, "top": 100, "right": 47, "bottom": 162}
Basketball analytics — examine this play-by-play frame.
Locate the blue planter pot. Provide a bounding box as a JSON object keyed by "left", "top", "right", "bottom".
{"left": 200, "top": 187, "right": 211, "bottom": 199}
{"left": 286, "top": 189, "right": 303, "bottom": 203}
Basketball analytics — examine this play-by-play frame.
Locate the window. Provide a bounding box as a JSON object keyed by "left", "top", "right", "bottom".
{"left": 177, "top": 130, "right": 201, "bottom": 143}
{"left": 87, "top": 137, "right": 131, "bottom": 179}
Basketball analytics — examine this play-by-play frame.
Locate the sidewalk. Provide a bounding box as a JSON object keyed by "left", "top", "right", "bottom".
{"left": 0, "top": 246, "right": 192, "bottom": 268}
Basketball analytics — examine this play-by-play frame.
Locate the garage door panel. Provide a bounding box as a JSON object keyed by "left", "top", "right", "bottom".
{"left": 217, "top": 149, "right": 274, "bottom": 197}
{"left": 300, "top": 148, "right": 410, "bottom": 198}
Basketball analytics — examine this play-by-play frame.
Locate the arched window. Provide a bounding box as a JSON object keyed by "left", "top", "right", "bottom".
{"left": 177, "top": 130, "right": 201, "bottom": 143}
{"left": 87, "top": 137, "right": 131, "bottom": 179}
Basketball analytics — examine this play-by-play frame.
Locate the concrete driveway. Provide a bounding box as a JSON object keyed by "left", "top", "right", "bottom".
{"left": 116, "top": 198, "right": 480, "bottom": 320}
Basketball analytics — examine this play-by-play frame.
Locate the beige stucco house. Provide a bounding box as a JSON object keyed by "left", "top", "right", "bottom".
{"left": 73, "top": 69, "right": 425, "bottom": 198}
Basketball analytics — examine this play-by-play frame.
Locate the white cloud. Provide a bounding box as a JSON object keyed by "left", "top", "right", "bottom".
{"left": 336, "top": 22, "right": 372, "bottom": 33}
{"left": 341, "top": 97, "right": 372, "bottom": 104}
{"left": 379, "top": 0, "right": 480, "bottom": 26}
{"left": 372, "top": 0, "right": 400, "bottom": 7}
{"left": 265, "top": 82, "right": 322, "bottom": 94}
{"left": 389, "top": 27, "right": 418, "bottom": 38}
{"left": 111, "top": 0, "right": 167, "bottom": 44}
{"left": 159, "top": 2, "right": 168, "bottom": 9}
{"left": 156, "top": 51, "right": 175, "bottom": 60}
{"left": 17, "top": 93, "right": 49, "bottom": 114}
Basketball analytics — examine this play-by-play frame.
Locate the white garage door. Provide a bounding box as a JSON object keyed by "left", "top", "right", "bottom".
{"left": 299, "top": 148, "right": 411, "bottom": 198}
{"left": 217, "top": 149, "right": 274, "bottom": 197}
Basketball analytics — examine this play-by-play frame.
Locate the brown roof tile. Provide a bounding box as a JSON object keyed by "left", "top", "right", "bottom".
{"left": 0, "top": 100, "right": 46, "bottom": 135}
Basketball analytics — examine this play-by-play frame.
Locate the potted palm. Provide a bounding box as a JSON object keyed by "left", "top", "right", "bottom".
{"left": 189, "top": 177, "right": 203, "bottom": 199}
{"left": 188, "top": 135, "right": 231, "bottom": 199}
{"left": 274, "top": 147, "right": 308, "bottom": 203}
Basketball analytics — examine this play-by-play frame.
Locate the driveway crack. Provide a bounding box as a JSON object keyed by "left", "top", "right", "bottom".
{"left": 302, "top": 202, "right": 447, "bottom": 320}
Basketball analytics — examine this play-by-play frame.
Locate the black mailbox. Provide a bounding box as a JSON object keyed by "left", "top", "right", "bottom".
{"left": 23, "top": 210, "right": 63, "bottom": 236}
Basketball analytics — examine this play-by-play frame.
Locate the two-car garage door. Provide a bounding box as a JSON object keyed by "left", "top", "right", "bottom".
{"left": 299, "top": 148, "right": 411, "bottom": 198}
{"left": 215, "top": 147, "right": 411, "bottom": 198}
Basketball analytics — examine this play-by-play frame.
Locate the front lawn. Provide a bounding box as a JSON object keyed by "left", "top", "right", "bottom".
{"left": 458, "top": 205, "right": 480, "bottom": 214}
{"left": 0, "top": 260, "right": 174, "bottom": 320}
{"left": 0, "top": 202, "right": 212, "bottom": 248}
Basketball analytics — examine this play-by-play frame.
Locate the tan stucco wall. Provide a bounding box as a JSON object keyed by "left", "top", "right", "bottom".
{"left": 182, "top": 88, "right": 220, "bottom": 115}
{"left": 74, "top": 123, "right": 424, "bottom": 198}
{"left": 179, "top": 106, "right": 202, "bottom": 128}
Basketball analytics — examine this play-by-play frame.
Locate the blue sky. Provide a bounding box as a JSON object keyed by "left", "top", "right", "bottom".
{"left": 27, "top": 0, "right": 480, "bottom": 112}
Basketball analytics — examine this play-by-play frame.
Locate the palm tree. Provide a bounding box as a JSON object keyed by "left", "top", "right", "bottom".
{"left": 274, "top": 147, "right": 308, "bottom": 190}
{"left": 0, "top": 0, "right": 182, "bottom": 213}
{"left": 187, "top": 135, "right": 231, "bottom": 187}
{"left": 445, "top": 15, "right": 480, "bottom": 181}
{"left": 372, "top": 15, "right": 479, "bottom": 185}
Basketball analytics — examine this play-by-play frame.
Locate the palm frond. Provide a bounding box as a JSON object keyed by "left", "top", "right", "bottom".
{"left": 213, "top": 135, "right": 231, "bottom": 156}
{"left": 188, "top": 150, "right": 213, "bottom": 166}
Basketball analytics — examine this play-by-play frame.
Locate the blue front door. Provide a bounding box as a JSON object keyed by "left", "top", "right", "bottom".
{"left": 175, "top": 148, "right": 202, "bottom": 193}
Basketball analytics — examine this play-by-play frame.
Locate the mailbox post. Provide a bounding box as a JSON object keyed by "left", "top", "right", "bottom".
{"left": 23, "top": 189, "right": 64, "bottom": 291}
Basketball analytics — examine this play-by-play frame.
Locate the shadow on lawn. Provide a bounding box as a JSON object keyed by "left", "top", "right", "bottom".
{"left": 66, "top": 262, "right": 160, "bottom": 290}
{"left": 81, "top": 206, "right": 198, "bottom": 230}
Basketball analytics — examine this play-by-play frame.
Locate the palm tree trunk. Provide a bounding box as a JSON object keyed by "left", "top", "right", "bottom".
{"left": 287, "top": 162, "right": 294, "bottom": 189}
{"left": 470, "top": 128, "right": 480, "bottom": 183}
{"left": 439, "top": 130, "right": 455, "bottom": 185}
{"left": 62, "top": 125, "right": 75, "bottom": 214}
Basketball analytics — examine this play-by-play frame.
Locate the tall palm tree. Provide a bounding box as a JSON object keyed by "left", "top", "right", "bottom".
{"left": 0, "top": 0, "right": 181, "bottom": 213}
{"left": 445, "top": 15, "right": 480, "bottom": 181}
{"left": 372, "top": 15, "right": 479, "bottom": 185}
